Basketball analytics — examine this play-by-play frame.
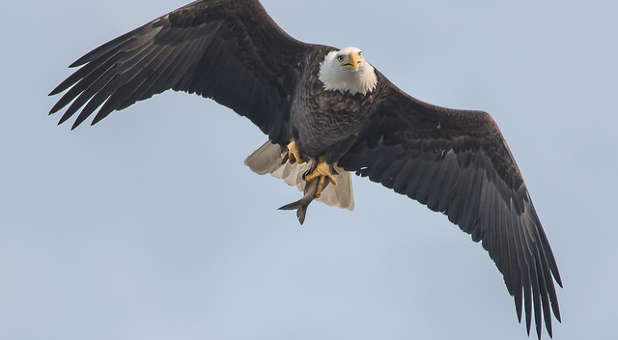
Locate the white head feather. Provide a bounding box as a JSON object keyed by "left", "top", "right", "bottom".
{"left": 318, "top": 47, "right": 378, "bottom": 95}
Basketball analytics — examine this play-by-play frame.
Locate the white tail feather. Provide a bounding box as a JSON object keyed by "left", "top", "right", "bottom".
{"left": 243, "top": 141, "right": 285, "bottom": 175}
{"left": 244, "top": 141, "right": 354, "bottom": 210}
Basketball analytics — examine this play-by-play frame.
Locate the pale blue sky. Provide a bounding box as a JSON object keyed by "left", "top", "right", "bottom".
{"left": 1, "top": 0, "right": 617, "bottom": 339}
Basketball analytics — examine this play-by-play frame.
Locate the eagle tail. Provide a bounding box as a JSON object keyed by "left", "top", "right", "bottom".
{"left": 243, "top": 140, "right": 285, "bottom": 175}
{"left": 244, "top": 141, "right": 355, "bottom": 211}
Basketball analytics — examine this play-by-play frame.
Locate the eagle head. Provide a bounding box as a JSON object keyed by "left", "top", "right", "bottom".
{"left": 318, "top": 46, "right": 378, "bottom": 95}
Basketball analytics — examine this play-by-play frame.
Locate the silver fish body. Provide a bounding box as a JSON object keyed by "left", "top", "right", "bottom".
{"left": 278, "top": 176, "right": 330, "bottom": 225}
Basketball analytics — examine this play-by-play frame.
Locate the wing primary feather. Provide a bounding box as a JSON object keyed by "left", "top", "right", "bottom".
{"left": 527, "top": 208, "right": 561, "bottom": 325}
{"left": 519, "top": 214, "right": 542, "bottom": 339}
{"left": 68, "top": 41, "right": 160, "bottom": 128}
{"left": 61, "top": 66, "right": 118, "bottom": 127}
{"left": 82, "top": 44, "right": 172, "bottom": 126}
{"left": 535, "top": 250, "right": 553, "bottom": 337}
{"left": 532, "top": 207, "right": 563, "bottom": 288}
{"left": 69, "top": 72, "right": 118, "bottom": 129}
{"left": 529, "top": 249, "right": 543, "bottom": 339}
{"left": 546, "top": 261, "right": 562, "bottom": 322}
{"left": 68, "top": 23, "right": 160, "bottom": 67}
{"left": 50, "top": 27, "right": 159, "bottom": 101}
{"left": 497, "top": 198, "right": 511, "bottom": 278}
{"left": 520, "top": 233, "right": 533, "bottom": 335}
{"left": 78, "top": 74, "right": 122, "bottom": 127}
{"left": 49, "top": 44, "right": 124, "bottom": 97}
{"left": 50, "top": 51, "right": 124, "bottom": 116}
{"left": 509, "top": 211, "right": 524, "bottom": 322}
{"left": 490, "top": 186, "right": 504, "bottom": 270}
{"left": 108, "top": 44, "right": 178, "bottom": 108}
{"left": 509, "top": 200, "right": 533, "bottom": 333}
{"left": 91, "top": 45, "right": 176, "bottom": 125}
{"left": 102, "top": 39, "right": 193, "bottom": 118}
{"left": 91, "top": 26, "right": 210, "bottom": 125}
{"left": 88, "top": 43, "right": 168, "bottom": 125}
{"left": 55, "top": 38, "right": 155, "bottom": 124}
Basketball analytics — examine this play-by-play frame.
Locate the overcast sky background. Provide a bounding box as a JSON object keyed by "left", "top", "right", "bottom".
{"left": 1, "top": 0, "right": 617, "bottom": 339}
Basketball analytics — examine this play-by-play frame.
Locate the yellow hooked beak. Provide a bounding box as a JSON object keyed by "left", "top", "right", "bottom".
{"left": 348, "top": 52, "right": 359, "bottom": 71}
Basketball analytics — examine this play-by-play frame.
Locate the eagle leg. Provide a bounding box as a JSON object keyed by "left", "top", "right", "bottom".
{"left": 304, "top": 156, "right": 337, "bottom": 198}
{"left": 286, "top": 140, "right": 304, "bottom": 164}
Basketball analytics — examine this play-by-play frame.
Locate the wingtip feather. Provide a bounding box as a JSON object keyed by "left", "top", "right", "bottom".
{"left": 69, "top": 58, "right": 88, "bottom": 68}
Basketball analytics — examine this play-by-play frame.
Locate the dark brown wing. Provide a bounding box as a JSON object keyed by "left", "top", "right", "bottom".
{"left": 339, "top": 75, "right": 562, "bottom": 339}
{"left": 49, "top": 0, "right": 316, "bottom": 144}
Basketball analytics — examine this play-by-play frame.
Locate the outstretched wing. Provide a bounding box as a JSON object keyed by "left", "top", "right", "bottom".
{"left": 49, "top": 0, "right": 315, "bottom": 144}
{"left": 339, "top": 75, "right": 562, "bottom": 339}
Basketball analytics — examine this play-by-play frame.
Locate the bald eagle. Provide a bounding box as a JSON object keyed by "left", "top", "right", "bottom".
{"left": 49, "top": 0, "right": 562, "bottom": 338}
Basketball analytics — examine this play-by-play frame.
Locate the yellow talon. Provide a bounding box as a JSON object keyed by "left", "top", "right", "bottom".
{"left": 286, "top": 140, "right": 304, "bottom": 164}
{"left": 305, "top": 156, "right": 337, "bottom": 198}
{"left": 315, "top": 176, "right": 326, "bottom": 198}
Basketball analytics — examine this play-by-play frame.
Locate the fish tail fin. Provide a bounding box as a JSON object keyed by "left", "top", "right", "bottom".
{"left": 278, "top": 199, "right": 309, "bottom": 225}
{"left": 296, "top": 205, "right": 308, "bottom": 225}
{"left": 278, "top": 200, "right": 303, "bottom": 211}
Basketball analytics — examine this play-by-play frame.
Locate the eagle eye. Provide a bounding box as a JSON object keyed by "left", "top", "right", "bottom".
{"left": 336, "top": 55, "right": 344, "bottom": 62}
{"left": 358, "top": 51, "right": 362, "bottom": 56}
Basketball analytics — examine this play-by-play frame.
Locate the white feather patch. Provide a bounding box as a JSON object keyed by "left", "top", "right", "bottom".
{"left": 318, "top": 46, "right": 378, "bottom": 95}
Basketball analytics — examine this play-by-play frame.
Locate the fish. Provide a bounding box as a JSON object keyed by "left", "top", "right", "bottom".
{"left": 278, "top": 174, "right": 330, "bottom": 225}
